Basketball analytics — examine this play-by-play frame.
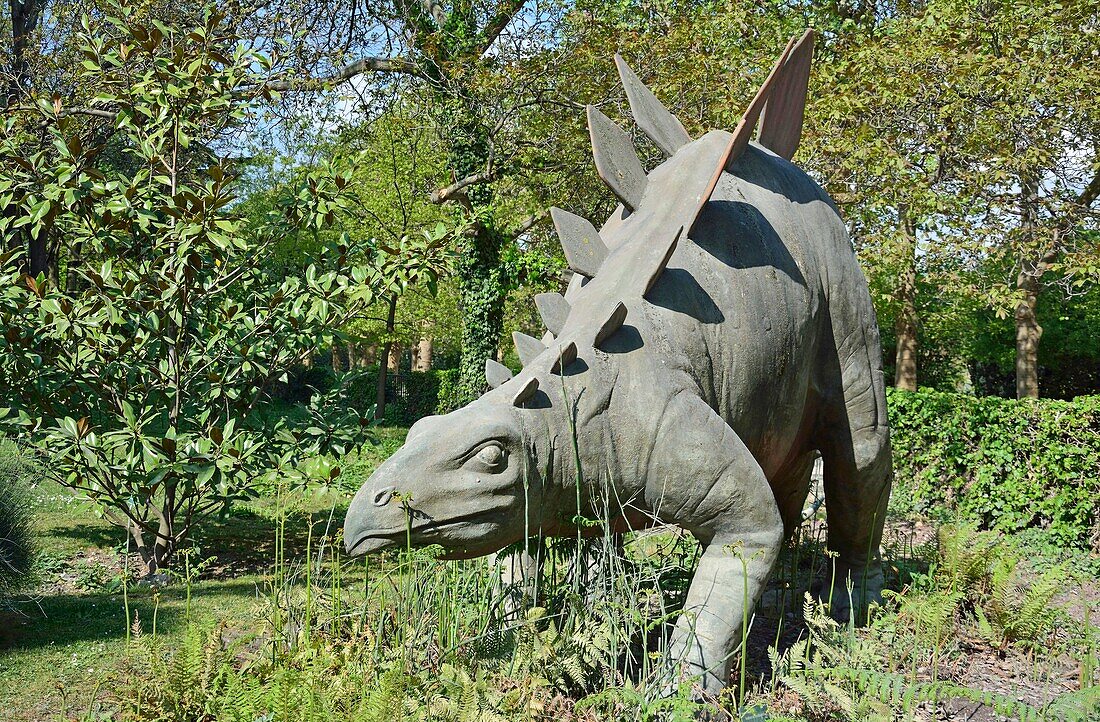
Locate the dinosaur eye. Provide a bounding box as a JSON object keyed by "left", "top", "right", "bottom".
{"left": 475, "top": 443, "right": 505, "bottom": 469}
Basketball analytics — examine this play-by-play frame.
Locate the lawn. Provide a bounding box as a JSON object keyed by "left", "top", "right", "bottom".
{"left": 0, "top": 426, "right": 410, "bottom": 721}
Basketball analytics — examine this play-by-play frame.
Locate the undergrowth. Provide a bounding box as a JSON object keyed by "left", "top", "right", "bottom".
{"left": 74, "top": 494, "right": 1099, "bottom": 721}
{"left": 0, "top": 440, "right": 38, "bottom": 602}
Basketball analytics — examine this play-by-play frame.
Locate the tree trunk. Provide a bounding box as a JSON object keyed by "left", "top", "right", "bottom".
{"left": 332, "top": 343, "right": 344, "bottom": 373}
{"left": 129, "top": 511, "right": 174, "bottom": 578}
{"left": 65, "top": 240, "right": 87, "bottom": 294}
{"left": 455, "top": 225, "right": 505, "bottom": 401}
{"left": 6, "top": 1, "right": 48, "bottom": 279}
{"left": 364, "top": 344, "right": 377, "bottom": 368}
{"left": 375, "top": 295, "right": 397, "bottom": 420}
{"left": 434, "top": 90, "right": 506, "bottom": 403}
{"left": 894, "top": 208, "right": 918, "bottom": 391}
{"left": 1015, "top": 271, "right": 1042, "bottom": 399}
{"left": 415, "top": 335, "right": 433, "bottom": 371}
{"left": 387, "top": 345, "right": 401, "bottom": 372}
{"left": 346, "top": 341, "right": 358, "bottom": 369}
{"left": 28, "top": 235, "right": 49, "bottom": 279}
{"left": 1015, "top": 176, "right": 1042, "bottom": 399}
{"left": 5, "top": 1, "right": 40, "bottom": 108}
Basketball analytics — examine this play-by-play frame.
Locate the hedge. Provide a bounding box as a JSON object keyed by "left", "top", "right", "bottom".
{"left": 887, "top": 388, "right": 1100, "bottom": 551}
{"left": 344, "top": 368, "right": 463, "bottom": 425}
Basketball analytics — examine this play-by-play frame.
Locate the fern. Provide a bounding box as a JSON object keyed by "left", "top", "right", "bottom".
{"left": 363, "top": 669, "right": 411, "bottom": 722}
{"left": 936, "top": 522, "right": 1000, "bottom": 595}
{"left": 982, "top": 557, "right": 1065, "bottom": 650}
{"left": 509, "top": 602, "right": 620, "bottom": 694}
{"left": 774, "top": 593, "right": 1051, "bottom": 722}
{"left": 1042, "top": 684, "right": 1100, "bottom": 720}
{"left": 886, "top": 587, "right": 964, "bottom": 646}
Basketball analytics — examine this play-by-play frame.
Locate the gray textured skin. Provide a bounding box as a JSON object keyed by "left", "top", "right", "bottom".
{"left": 345, "top": 134, "right": 892, "bottom": 694}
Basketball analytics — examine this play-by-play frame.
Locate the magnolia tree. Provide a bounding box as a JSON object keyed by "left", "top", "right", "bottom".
{"left": 0, "top": 6, "right": 445, "bottom": 575}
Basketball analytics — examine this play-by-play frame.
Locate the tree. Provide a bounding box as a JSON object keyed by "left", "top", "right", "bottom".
{"left": 0, "top": 5, "right": 420, "bottom": 574}
{"left": 257, "top": 0, "right": 575, "bottom": 403}
{"left": 2, "top": 0, "right": 47, "bottom": 279}
{"left": 894, "top": 0, "right": 1100, "bottom": 398}
{"left": 364, "top": 228, "right": 455, "bottom": 418}
{"left": 320, "top": 105, "right": 455, "bottom": 416}
{"left": 804, "top": 11, "right": 981, "bottom": 392}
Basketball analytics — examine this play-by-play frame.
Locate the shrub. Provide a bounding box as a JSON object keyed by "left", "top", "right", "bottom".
{"left": 433, "top": 368, "right": 465, "bottom": 415}
{"left": 0, "top": 441, "right": 37, "bottom": 600}
{"left": 886, "top": 388, "right": 1100, "bottom": 551}
{"left": 0, "top": 6, "right": 387, "bottom": 576}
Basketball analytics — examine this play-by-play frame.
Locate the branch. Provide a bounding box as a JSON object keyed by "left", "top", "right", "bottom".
{"left": 264, "top": 55, "right": 424, "bottom": 91}
{"left": 479, "top": 0, "right": 526, "bottom": 54}
{"left": 508, "top": 209, "right": 547, "bottom": 238}
{"left": 431, "top": 170, "right": 493, "bottom": 204}
{"left": 1045, "top": 163, "right": 1100, "bottom": 249}
{"left": 66, "top": 106, "right": 117, "bottom": 120}
{"left": 1074, "top": 165, "right": 1100, "bottom": 211}
{"left": 10, "top": 103, "right": 119, "bottom": 122}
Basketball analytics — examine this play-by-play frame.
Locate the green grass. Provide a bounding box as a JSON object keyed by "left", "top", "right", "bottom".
{"left": 0, "top": 484, "right": 284, "bottom": 720}
{"left": 0, "top": 426, "right": 409, "bottom": 722}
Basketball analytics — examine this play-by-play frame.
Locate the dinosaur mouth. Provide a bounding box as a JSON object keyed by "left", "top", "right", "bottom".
{"left": 344, "top": 511, "right": 502, "bottom": 556}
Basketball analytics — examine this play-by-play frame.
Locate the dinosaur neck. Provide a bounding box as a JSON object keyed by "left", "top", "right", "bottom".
{"left": 513, "top": 350, "right": 637, "bottom": 534}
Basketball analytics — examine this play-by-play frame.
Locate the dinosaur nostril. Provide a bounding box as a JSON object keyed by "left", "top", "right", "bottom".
{"left": 372, "top": 486, "right": 396, "bottom": 507}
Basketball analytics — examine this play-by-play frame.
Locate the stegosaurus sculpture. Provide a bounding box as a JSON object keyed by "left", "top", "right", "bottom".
{"left": 345, "top": 30, "right": 892, "bottom": 695}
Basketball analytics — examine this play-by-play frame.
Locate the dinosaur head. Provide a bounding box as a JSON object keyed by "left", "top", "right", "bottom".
{"left": 344, "top": 400, "right": 541, "bottom": 559}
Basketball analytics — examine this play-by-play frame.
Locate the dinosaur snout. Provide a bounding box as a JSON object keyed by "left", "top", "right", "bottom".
{"left": 344, "top": 474, "right": 410, "bottom": 555}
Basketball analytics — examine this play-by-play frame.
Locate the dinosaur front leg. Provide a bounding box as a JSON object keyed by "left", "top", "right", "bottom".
{"left": 668, "top": 527, "right": 782, "bottom": 695}
{"left": 644, "top": 392, "right": 784, "bottom": 696}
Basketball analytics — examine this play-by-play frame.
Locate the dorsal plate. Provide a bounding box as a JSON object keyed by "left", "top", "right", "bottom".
{"left": 715, "top": 35, "right": 797, "bottom": 179}
{"left": 673, "top": 36, "right": 797, "bottom": 227}
{"left": 563, "top": 272, "right": 588, "bottom": 302}
{"left": 598, "top": 204, "right": 631, "bottom": 242}
{"left": 512, "top": 331, "right": 546, "bottom": 367}
{"left": 550, "top": 341, "right": 578, "bottom": 374}
{"left": 615, "top": 55, "right": 691, "bottom": 157}
{"left": 759, "top": 30, "right": 814, "bottom": 160}
{"left": 620, "top": 130, "right": 732, "bottom": 247}
{"left": 485, "top": 359, "right": 513, "bottom": 389}
{"left": 550, "top": 208, "right": 608, "bottom": 278}
{"left": 587, "top": 105, "right": 648, "bottom": 211}
{"left": 512, "top": 377, "right": 539, "bottom": 407}
{"left": 644, "top": 227, "right": 682, "bottom": 296}
{"left": 594, "top": 302, "right": 628, "bottom": 348}
{"left": 534, "top": 292, "right": 571, "bottom": 336}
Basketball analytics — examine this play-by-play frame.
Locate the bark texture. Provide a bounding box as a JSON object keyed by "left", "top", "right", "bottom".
{"left": 375, "top": 295, "right": 398, "bottom": 420}
{"left": 415, "top": 335, "right": 433, "bottom": 371}
{"left": 893, "top": 209, "right": 918, "bottom": 391}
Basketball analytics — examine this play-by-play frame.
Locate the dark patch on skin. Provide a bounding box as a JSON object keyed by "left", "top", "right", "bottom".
{"left": 727, "top": 144, "right": 836, "bottom": 209}
{"left": 692, "top": 200, "right": 806, "bottom": 287}
{"left": 599, "top": 324, "right": 643, "bottom": 353}
{"left": 561, "top": 357, "right": 589, "bottom": 376}
{"left": 525, "top": 389, "right": 553, "bottom": 410}
{"left": 647, "top": 267, "right": 725, "bottom": 324}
